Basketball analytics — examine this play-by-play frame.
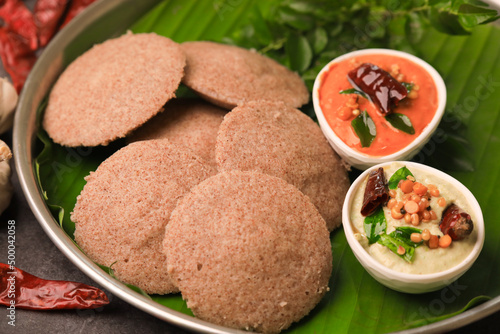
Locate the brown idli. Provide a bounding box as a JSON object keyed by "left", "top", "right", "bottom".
{"left": 181, "top": 41, "right": 309, "bottom": 109}
{"left": 164, "top": 171, "right": 332, "bottom": 334}
{"left": 216, "top": 100, "right": 350, "bottom": 231}
{"left": 44, "top": 32, "right": 186, "bottom": 147}
{"left": 72, "top": 139, "right": 215, "bottom": 294}
{"left": 128, "top": 99, "right": 226, "bottom": 168}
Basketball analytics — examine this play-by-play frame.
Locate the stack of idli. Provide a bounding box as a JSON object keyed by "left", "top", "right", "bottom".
{"left": 45, "top": 32, "right": 350, "bottom": 333}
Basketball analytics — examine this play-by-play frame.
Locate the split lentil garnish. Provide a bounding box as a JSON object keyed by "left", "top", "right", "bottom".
{"left": 361, "top": 165, "right": 474, "bottom": 264}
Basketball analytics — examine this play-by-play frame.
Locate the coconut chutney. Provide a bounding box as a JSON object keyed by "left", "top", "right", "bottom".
{"left": 350, "top": 162, "right": 477, "bottom": 274}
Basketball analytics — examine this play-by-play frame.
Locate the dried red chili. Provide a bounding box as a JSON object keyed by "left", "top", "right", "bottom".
{"left": 361, "top": 167, "right": 389, "bottom": 216}
{"left": 439, "top": 204, "right": 474, "bottom": 241}
{"left": 59, "top": 0, "right": 96, "bottom": 29}
{"left": 0, "top": 263, "right": 109, "bottom": 310}
{"left": 0, "top": 0, "right": 38, "bottom": 50}
{"left": 0, "top": 28, "right": 37, "bottom": 92}
{"left": 34, "top": 0, "right": 69, "bottom": 47}
{"left": 348, "top": 63, "right": 408, "bottom": 115}
{"left": 0, "top": 0, "right": 39, "bottom": 92}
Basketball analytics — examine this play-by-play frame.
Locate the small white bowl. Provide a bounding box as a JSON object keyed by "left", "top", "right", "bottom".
{"left": 342, "top": 161, "right": 484, "bottom": 294}
{"left": 312, "top": 49, "right": 447, "bottom": 170}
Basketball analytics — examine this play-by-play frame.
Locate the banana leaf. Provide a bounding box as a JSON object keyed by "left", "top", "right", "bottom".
{"left": 35, "top": 0, "right": 500, "bottom": 333}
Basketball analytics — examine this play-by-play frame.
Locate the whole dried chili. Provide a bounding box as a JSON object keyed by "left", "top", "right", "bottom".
{"left": 0, "top": 28, "right": 37, "bottom": 92}
{"left": 439, "top": 204, "right": 474, "bottom": 241}
{"left": 0, "top": 263, "right": 109, "bottom": 310}
{"left": 361, "top": 167, "right": 389, "bottom": 216}
{"left": 59, "top": 0, "right": 96, "bottom": 29}
{"left": 0, "top": 0, "right": 38, "bottom": 92}
{"left": 348, "top": 63, "right": 408, "bottom": 115}
{"left": 0, "top": 0, "right": 38, "bottom": 51}
{"left": 34, "top": 0, "right": 69, "bottom": 47}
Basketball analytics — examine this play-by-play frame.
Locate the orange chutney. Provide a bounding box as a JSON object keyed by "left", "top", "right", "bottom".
{"left": 319, "top": 54, "right": 438, "bottom": 156}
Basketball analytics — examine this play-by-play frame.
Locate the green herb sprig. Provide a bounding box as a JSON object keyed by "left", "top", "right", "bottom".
{"left": 226, "top": 0, "right": 498, "bottom": 92}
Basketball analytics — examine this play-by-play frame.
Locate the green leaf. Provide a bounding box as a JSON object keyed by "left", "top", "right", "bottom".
{"left": 285, "top": 32, "right": 313, "bottom": 72}
{"left": 404, "top": 295, "right": 492, "bottom": 328}
{"left": 352, "top": 110, "right": 377, "bottom": 148}
{"left": 428, "top": 0, "right": 450, "bottom": 5}
{"left": 429, "top": 7, "right": 471, "bottom": 35}
{"left": 406, "top": 12, "right": 425, "bottom": 44}
{"left": 390, "top": 226, "right": 423, "bottom": 248}
{"left": 412, "top": 113, "right": 475, "bottom": 172}
{"left": 387, "top": 166, "right": 414, "bottom": 189}
{"left": 377, "top": 233, "right": 416, "bottom": 263}
{"left": 339, "top": 88, "right": 368, "bottom": 99}
{"left": 277, "top": 6, "right": 315, "bottom": 31}
{"left": 364, "top": 207, "right": 387, "bottom": 244}
{"left": 249, "top": 7, "right": 273, "bottom": 46}
{"left": 97, "top": 263, "right": 151, "bottom": 298}
{"left": 308, "top": 27, "right": 328, "bottom": 54}
{"left": 385, "top": 113, "right": 415, "bottom": 134}
{"left": 287, "top": 1, "right": 318, "bottom": 14}
{"left": 401, "top": 81, "right": 414, "bottom": 93}
{"left": 458, "top": 4, "right": 499, "bottom": 29}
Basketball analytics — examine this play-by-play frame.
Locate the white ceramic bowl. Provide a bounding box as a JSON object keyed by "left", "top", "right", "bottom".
{"left": 312, "top": 49, "right": 447, "bottom": 170}
{"left": 342, "top": 161, "right": 484, "bottom": 294}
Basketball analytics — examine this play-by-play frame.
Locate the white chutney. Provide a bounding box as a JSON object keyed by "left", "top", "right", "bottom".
{"left": 350, "top": 162, "right": 477, "bottom": 274}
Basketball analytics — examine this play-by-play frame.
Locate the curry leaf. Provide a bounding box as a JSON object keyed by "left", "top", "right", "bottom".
{"left": 401, "top": 82, "right": 414, "bottom": 93}
{"left": 429, "top": 8, "right": 471, "bottom": 35}
{"left": 277, "top": 6, "right": 315, "bottom": 31}
{"left": 352, "top": 110, "right": 376, "bottom": 148}
{"left": 377, "top": 233, "right": 416, "bottom": 263}
{"left": 340, "top": 88, "right": 368, "bottom": 99}
{"left": 390, "top": 226, "right": 423, "bottom": 248}
{"left": 458, "top": 4, "right": 499, "bottom": 29}
{"left": 285, "top": 32, "right": 312, "bottom": 72}
{"left": 308, "top": 26, "right": 328, "bottom": 54}
{"left": 387, "top": 166, "right": 414, "bottom": 189}
{"left": 386, "top": 113, "right": 415, "bottom": 134}
{"left": 405, "top": 12, "right": 425, "bottom": 44}
{"left": 364, "top": 207, "right": 387, "bottom": 244}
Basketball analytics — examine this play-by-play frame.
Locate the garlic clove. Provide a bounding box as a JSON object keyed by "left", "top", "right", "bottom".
{"left": 0, "top": 139, "right": 12, "bottom": 216}
{"left": 0, "top": 139, "right": 12, "bottom": 162}
{"left": 0, "top": 159, "right": 13, "bottom": 216}
{"left": 0, "top": 77, "right": 19, "bottom": 135}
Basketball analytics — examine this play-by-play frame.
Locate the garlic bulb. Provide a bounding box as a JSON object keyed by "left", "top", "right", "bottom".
{"left": 0, "top": 139, "right": 13, "bottom": 216}
{"left": 0, "top": 77, "right": 18, "bottom": 135}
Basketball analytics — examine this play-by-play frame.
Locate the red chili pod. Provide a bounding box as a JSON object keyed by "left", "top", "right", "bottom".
{"left": 361, "top": 167, "right": 389, "bottom": 216}
{"left": 0, "top": 28, "right": 37, "bottom": 93}
{"left": 0, "top": 0, "right": 38, "bottom": 51}
{"left": 348, "top": 63, "right": 408, "bottom": 115}
{"left": 59, "top": 0, "right": 97, "bottom": 29}
{"left": 0, "top": 0, "right": 39, "bottom": 92}
{"left": 34, "top": 0, "right": 69, "bottom": 47}
{"left": 439, "top": 204, "right": 474, "bottom": 241}
{"left": 0, "top": 263, "right": 109, "bottom": 310}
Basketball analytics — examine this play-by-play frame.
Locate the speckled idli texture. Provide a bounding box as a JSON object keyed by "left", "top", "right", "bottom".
{"left": 216, "top": 100, "right": 350, "bottom": 231}
{"left": 72, "top": 139, "right": 215, "bottom": 294}
{"left": 44, "top": 32, "right": 185, "bottom": 147}
{"left": 164, "top": 171, "right": 332, "bottom": 334}
{"left": 181, "top": 41, "right": 309, "bottom": 109}
{"left": 129, "top": 98, "right": 226, "bottom": 168}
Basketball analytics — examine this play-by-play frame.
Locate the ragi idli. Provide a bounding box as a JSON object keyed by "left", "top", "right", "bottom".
{"left": 164, "top": 171, "right": 332, "bottom": 334}
{"left": 215, "top": 100, "right": 350, "bottom": 231}
{"left": 72, "top": 139, "right": 215, "bottom": 294}
{"left": 43, "top": 32, "right": 185, "bottom": 147}
{"left": 181, "top": 41, "right": 309, "bottom": 109}
{"left": 128, "top": 98, "right": 226, "bottom": 168}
